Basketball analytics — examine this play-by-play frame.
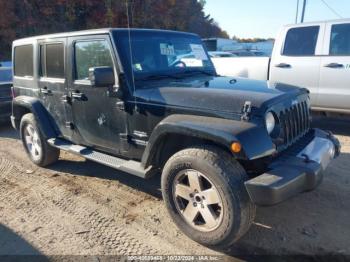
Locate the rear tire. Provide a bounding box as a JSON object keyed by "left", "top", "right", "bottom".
{"left": 20, "top": 113, "right": 60, "bottom": 167}
{"left": 161, "top": 145, "right": 255, "bottom": 248}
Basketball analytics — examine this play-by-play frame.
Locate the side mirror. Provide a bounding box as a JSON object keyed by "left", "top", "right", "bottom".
{"left": 89, "top": 66, "right": 115, "bottom": 88}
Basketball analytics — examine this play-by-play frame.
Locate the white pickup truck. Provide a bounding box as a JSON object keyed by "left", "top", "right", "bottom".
{"left": 212, "top": 19, "right": 350, "bottom": 114}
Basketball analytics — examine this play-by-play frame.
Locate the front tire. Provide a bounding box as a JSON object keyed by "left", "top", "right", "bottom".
{"left": 20, "top": 113, "right": 60, "bottom": 167}
{"left": 161, "top": 146, "right": 255, "bottom": 248}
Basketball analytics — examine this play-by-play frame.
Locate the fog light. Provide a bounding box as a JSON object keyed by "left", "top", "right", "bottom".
{"left": 231, "top": 142, "right": 242, "bottom": 153}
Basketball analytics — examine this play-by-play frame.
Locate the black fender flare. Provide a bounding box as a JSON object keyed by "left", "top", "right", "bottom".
{"left": 12, "top": 96, "right": 59, "bottom": 139}
{"left": 141, "top": 114, "right": 276, "bottom": 168}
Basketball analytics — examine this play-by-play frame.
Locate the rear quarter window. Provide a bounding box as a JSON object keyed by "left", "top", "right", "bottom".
{"left": 283, "top": 26, "right": 319, "bottom": 56}
{"left": 14, "top": 45, "right": 34, "bottom": 77}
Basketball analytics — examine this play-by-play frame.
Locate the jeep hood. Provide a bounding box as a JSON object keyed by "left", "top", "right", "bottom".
{"left": 133, "top": 76, "right": 308, "bottom": 117}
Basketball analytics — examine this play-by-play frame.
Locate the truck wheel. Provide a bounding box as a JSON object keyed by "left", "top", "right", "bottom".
{"left": 161, "top": 145, "right": 256, "bottom": 248}
{"left": 20, "top": 113, "right": 60, "bottom": 167}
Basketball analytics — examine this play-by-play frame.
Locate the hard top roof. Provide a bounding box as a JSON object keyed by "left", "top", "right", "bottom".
{"left": 13, "top": 28, "right": 198, "bottom": 45}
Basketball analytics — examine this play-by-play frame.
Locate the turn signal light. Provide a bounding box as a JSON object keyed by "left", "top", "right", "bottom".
{"left": 231, "top": 142, "right": 242, "bottom": 153}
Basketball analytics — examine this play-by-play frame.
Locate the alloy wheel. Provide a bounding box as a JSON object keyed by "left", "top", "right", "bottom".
{"left": 172, "top": 169, "right": 224, "bottom": 232}
{"left": 24, "top": 124, "right": 42, "bottom": 161}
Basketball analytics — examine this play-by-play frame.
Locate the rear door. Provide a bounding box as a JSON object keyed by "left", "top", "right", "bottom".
{"left": 318, "top": 21, "right": 350, "bottom": 112}
{"left": 38, "top": 38, "right": 73, "bottom": 139}
{"left": 270, "top": 24, "right": 325, "bottom": 106}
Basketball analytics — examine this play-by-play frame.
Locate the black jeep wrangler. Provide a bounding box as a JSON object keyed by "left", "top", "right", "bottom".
{"left": 11, "top": 29, "right": 340, "bottom": 248}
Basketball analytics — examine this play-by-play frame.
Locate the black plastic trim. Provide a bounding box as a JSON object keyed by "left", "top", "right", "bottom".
{"left": 245, "top": 129, "right": 340, "bottom": 206}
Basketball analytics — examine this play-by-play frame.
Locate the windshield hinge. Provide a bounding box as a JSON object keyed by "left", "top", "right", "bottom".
{"left": 241, "top": 101, "right": 252, "bottom": 121}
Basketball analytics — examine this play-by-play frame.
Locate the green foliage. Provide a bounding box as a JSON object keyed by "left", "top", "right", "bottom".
{"left": 0, "top": 0, "right": 228, "bottom": 60}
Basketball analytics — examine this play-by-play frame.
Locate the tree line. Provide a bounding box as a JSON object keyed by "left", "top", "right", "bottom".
{"left": 0, "top": 0, "right": 229, "bottom": 60}
{"left": 232, "top": 36, "right": 275, "bottom": 43}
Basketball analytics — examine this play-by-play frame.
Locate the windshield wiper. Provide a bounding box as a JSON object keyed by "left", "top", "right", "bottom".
{"left": 178, "top": 70, "right": 216, "bottom": 77}
{"left": 136, "top": 74, "right": 181, "bottom": 81}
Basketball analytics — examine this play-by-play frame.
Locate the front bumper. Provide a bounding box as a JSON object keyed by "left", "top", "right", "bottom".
{"left": 245, "top": 129, "right": 340, "bottom": 206}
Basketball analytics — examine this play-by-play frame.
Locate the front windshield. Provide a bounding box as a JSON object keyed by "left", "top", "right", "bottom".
{"left": 112, "top": 30, "right": 215, "bottom": 82}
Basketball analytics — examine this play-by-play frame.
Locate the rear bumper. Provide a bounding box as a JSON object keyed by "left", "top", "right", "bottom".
{"left": 245, "top": 129, "right": 340, "bottom": 206}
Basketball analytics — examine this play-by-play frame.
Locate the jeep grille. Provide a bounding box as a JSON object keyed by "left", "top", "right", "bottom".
{"left": 276, "top": 100, "right": 310, "bottom": 150}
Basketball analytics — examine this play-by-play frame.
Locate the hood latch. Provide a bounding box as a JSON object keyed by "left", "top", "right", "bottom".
{"left": 241, "top": 101, "right": 252, "bottom": 121}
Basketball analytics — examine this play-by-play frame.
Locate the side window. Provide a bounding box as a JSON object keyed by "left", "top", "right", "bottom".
{"left": 46, "top": 43, "right": 65, "bottom": 78}
{"left": 283, "top": 26, "right": 319, "bottom": 56}
{"left": 14, "top": 45, "right": 33, "bottom": 77}
{"left": 40, "top": 43, "right": 65, "bottom": 78}
{"left": 75, "top": 40, "right": 113, "bottom": 80}
{"left": 330, "top": 23, "right": 350, "bottom": 56}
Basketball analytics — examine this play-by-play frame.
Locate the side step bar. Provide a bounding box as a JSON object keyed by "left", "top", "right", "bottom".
{"left": 48, "top": 138, "right": 152, "bottom": 179}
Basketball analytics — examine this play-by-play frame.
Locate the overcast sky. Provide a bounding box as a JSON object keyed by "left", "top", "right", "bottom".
{"left": 204, "top": 0, "right": 350, "bottom": 38}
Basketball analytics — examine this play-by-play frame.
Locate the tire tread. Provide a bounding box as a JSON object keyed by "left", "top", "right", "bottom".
{"left": 20, "top": 113, "right": 60, "bottom": 167}
{"left": 162, "top": 145, "right": 256, "bottom": 248}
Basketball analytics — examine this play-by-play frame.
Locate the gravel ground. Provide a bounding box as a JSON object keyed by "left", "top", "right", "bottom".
{"left": 0, "top": 116, "right": 349, "bottom": 259}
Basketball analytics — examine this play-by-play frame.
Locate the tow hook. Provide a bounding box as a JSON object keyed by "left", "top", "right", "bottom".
{"left": 301, "top": 153, "right": 311, "bottom": 163}
{"left": 327, "top": 131, "right": 341, "bottom": 157}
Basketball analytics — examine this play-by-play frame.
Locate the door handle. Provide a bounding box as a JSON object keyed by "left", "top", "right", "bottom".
{"left": 324, "top": 63, "right": 344, "bottom": 68}
{"left": 40, "top": 87, "right": 52, "bottom": 95}
{"left": 71, "top": 91, "right": 87, "bottom": 101}
{"left": 275, "top": 63, "right": 291, "bottom": 68}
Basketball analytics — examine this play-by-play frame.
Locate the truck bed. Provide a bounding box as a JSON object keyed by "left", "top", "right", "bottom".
{"left": 212, "top": 57, "right": 270, "bottom": 81}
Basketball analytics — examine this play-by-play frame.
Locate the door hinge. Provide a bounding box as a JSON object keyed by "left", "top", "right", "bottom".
{"left": 241, "top": 101, "right": 252, "bottom": 121}
{"left": 116, "top": 101, "right": 125, "bottom": 111}
{"left": 62, "top": 95, "right": 71, "bottom": 104}
{"left": 65, "top": 122, "right": 74, "bottom": 130}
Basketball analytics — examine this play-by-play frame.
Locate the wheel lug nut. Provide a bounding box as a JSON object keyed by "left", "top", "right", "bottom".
{"left": 202, "top": 196, "right": 205, "bottom": 200}
{"left": 193, "top": 203, "right": 197, "bottom": 207}
{"left": 189, "top": 193, "right": 194, "bottom": 198}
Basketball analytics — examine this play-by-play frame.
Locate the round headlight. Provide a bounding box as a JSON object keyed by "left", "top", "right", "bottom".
{"left": 265, "top": 112, "right": 276, "bottom": 135}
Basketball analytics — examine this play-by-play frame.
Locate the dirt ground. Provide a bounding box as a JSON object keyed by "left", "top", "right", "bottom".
{"left": 0, "top": 116, "right": 349, "bottom": 259}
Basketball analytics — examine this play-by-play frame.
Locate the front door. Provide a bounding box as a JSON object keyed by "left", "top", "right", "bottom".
{"left": 269, "top": 24, "right": 325, "bottom": 107}
{"left": 318, "top": 22, "right": 350, "bottom": 112}
{"left": 38, "top": 38, "right": 73, "bottom": 140}
{"left": 67, "top": 35, "right": 125, "bottom": 154}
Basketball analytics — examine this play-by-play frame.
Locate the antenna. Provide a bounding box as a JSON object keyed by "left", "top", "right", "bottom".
{"left": 125, "top": 0, "right": 137, "bottom": 110}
